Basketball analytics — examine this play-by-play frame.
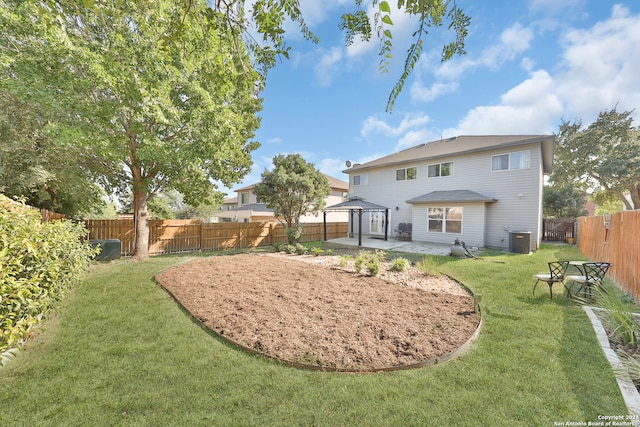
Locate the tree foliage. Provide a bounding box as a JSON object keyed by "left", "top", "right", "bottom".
{"left": 591, "top": 191, "right": 624, "bottom": 216}
{"left": 543, "top": 184, "right": 587, "bottom": 220}
{"left": 0, "top": 83, "right": 105, "bottom": 216}
{"left": 212, "top": 0, "right": 469, "bottom": 111}
{"left": 38, "top": 0, "right": 470, "bottom": 112}
{"left": 253, "top": 154, "right": 330, "bottom": 244}
{"left": 2, "top": 0, "right": 262, "bottom": 258}
{"left": 552, "top": 108, "right": 640, "bottom": 210}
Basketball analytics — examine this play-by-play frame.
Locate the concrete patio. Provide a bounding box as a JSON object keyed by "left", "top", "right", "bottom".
{"left": 323, "top": 237, "right": 455, "bottom": 256}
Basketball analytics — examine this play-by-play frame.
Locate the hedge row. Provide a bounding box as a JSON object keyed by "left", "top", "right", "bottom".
{"left": 0, "top": 195, "right": 96, "bottom": 366}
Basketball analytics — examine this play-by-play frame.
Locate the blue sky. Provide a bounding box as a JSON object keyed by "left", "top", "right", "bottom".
{"left": 223, "top": 0, "right": 640, "bottom": 196}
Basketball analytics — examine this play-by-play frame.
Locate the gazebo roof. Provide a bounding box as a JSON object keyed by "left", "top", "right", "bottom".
{"left": 325, "top": 196, "right": 389, "bottom": 211}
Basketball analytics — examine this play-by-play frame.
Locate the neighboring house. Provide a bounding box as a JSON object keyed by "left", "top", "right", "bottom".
{"left": 215, "top": 174, "right": 349, "bottom": 223}
{"left": 220, "top": 197, "right": 238, "bottom": 211}
{"left": 342, "top": 135, "right": 555, "bottom": 252}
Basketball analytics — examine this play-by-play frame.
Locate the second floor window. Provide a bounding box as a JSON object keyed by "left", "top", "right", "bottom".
{"left": 353, "top": 174, "right": 368, "bottom": 186}
{"left": 396, "top": 167, "right": 417, "bottom": 181}
{"left": 241, "top": 193, "right": 249, "bottom": 204}
{"left": 492, "top": 150, "right": 530, "bottom": 171}
{"left": 428, "top": 162, "right": 454, "bottom": 177}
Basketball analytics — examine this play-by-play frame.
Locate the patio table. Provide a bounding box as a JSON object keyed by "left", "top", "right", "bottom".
{"left": 568, "top": 260, "right": 588, "bottom": 275}
{"left": 565, "top": 261, "right": 612, "bottom": 298}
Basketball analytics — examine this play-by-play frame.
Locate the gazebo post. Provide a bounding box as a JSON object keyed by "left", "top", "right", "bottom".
{"left": 384, "top": 208, "right": 389, "bottom": 241}
{"left": 323, "top": 211, "right": 327, "bottom": 241}
{"left": 358, "top": 209, "right": 363, "bottom": 246}
{"left": 350, "top": 209, "right": 354, "bottom": 238}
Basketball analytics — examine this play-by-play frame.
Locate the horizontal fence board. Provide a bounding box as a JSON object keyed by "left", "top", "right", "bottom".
{"left": 84, "top": 220, "right": 348, "bottom": 257}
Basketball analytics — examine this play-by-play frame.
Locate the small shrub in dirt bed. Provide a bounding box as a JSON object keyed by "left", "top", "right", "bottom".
{"left": 389, "top": 257, "right": 409, "bottom": 272}
{"left": 339, "top": 255, "right": 351, "bottom": 268}
{"left": 310, "top": 247, "right": 324, "bottom": 257}
{"left": 354, "top": 250, "right": 386, "bottom": 276}
{"left": 366, "top": 256, "right": 381, "bottom": 276}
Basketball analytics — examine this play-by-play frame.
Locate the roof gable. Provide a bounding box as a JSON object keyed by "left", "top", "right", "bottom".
{"left": 345, "top": 135, "right": 555, "bottom": 174}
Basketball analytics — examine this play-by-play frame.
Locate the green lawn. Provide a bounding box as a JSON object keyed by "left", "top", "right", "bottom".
{"left": 0, "top": 244, "right": 629, "bottom": 426}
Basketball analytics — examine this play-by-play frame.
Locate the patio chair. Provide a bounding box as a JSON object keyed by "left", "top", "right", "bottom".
{"left": 564, "top": 262, "right": 612, "bottom": 299}
{"left": 532, "top": 260, "right": 569, "bottom": 299}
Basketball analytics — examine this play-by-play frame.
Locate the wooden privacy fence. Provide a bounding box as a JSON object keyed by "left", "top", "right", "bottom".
{"left": 577, "top": 210, "right": 640, "bottom": 302}
{"left": 84, "top": 220, "right": 349, "bottom": 256}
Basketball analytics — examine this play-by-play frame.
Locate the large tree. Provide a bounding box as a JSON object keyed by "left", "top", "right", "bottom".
{"left": 253, "top": 154, "right": 330, "bottom": 244}
{"left": 39, "top": 0, "right": 470, "bottom": 112}
{"left": 2, "top": 0, "right": 262, "bottom": 258}
{"left": 543, "top": 184, "right": 587, "bottom": 220}
{"left": 552, "top": 108, "right": 640, "bottom": 211}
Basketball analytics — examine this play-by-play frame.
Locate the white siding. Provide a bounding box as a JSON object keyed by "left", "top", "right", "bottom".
{"left": 410, "top": 203, "right": 486, "bottom": 247}
{"left": 348, "top": 141, "right": 544, "bottom": 251}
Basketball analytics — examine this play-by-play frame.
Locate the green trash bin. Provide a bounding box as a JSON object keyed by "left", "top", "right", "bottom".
{"left": 89, "top": 239, "right": 121, "bottom": 261}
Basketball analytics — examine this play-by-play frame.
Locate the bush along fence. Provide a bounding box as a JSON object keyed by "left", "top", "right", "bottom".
{"left": 0, "top": 195, "right": 96, "bottom": 366}
{"left": 577, "top": 210, "right": 640, "bottom": 302}
{"left": 84, "top": 220, "right": 349, "bottom": 256}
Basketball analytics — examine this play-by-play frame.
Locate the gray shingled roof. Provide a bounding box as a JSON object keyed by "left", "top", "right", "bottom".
{"left": 406, "top": 190, "right": 497, "bottom": 204}
{"left": 325, "top": 196, "right": 388, "bottom": 211}
{"left": 232, "top": 203, "right": 274, "bottom": 213}
{"left": 235, "top": 173, "right": 348, "bottom": 192}
{"left": 344, "top": 135, "right": 555, "bottom": 175}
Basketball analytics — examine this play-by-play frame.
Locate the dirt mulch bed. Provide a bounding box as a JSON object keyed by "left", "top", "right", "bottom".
{"left": 156, "top": 252, "right": 481, "bottom": 371}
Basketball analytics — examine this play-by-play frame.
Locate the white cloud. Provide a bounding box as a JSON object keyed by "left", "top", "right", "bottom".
{"left": 395, "top": 129, "right": 438, "bottom": 152}
{"left": 417, "top": 4, "right": 640, "bottom": 137}
{"left": 310, "top": 1, "right": 422, "bottom": 85}
{"left": 413, "top": 23, "right": 534, "bottom": 102}
{"left": 298, "top": 0, "right": 351, "bottom": 28}
{"left": 528, "top": 0, "right": 585, "bottom": 15}
{"left": 555, "top": 4, "right": 640, "bottom": 122}
{"left": 447, "top": 70, "right": 562, "bottom": 135}
{"left": 318, "top": 157, "right": 349, "bottom": 179}
{"left": 361, "top": 112, "right": 431, "bottom": 139}
{"left": 410, "top": 81, "right": 459, "bottom": 102}
{"left": 266, "top": 137, "right": 284, "bottom": 145}
{"left": 521, "top": 57, "right": 535, "bottom": 72}
{"left": 314, "top": 46, "right": 343, "bottom": 86}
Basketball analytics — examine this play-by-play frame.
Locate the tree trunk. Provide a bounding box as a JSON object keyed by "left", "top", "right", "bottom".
{"left": 630, "top": 183, "right": 640, "bottom": 210}
{"left": 132, "top": 187, "right": 150, "bottom": 260}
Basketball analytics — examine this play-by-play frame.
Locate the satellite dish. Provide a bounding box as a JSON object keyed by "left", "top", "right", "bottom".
{"left": 345, "top": 160, "right": 352, "bottom": 167}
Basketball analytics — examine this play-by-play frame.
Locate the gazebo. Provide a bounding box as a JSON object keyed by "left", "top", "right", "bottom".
{"left": 323, "top": 196, "right": 390, "bottom": 246}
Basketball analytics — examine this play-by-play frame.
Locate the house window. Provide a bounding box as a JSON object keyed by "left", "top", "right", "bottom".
{"left": 353, "top": 174, "right": 368, "bottom": 186}
{"left": 491, "top": 150, "right": 530, "bottom": 171}
{"left": 428, "top": 207, "right": 463, "bottom": 234}
{"left": 396, "top": 167, "right": 417, "bottom": 181}
{"left": 428, "top": 162, "right": 454, "bottom": 177}
{"left": 241, "top": 193, "right": 249, "bottom": 204}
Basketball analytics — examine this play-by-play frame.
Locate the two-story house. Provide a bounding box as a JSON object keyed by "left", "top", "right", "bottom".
{"left": 216, "top": 174, "right": 349, "bottom": 223}
{"left": 341, "top": 135, "right": 555, "bottom": 252}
